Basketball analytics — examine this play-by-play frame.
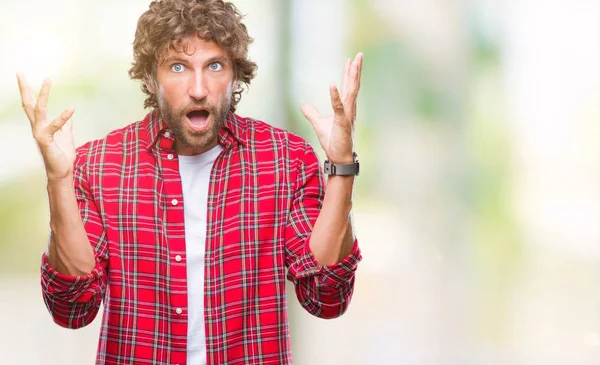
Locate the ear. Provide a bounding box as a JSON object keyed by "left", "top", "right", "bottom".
{"left": 144, "top": 78, "right": 156, "bottom": 94}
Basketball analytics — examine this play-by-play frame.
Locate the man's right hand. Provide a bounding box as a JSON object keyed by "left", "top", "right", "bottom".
{"left": 17, "top": 73, "right": 76, "bottom": 181}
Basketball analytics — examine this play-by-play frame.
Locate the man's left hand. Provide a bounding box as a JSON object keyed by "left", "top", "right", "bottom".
{"left": 301, "top": 52, "right": 364, "bottom": 164}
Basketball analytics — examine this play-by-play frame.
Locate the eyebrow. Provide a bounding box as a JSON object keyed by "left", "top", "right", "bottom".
{"left": 162, "top": 56, "right": 188, "bottom": 65}
{"left": 206, "top": 56, "right": 230, "bottom": 65}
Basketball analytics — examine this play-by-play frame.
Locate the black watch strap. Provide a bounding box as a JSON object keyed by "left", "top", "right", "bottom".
{"left": 323, "top": 152, "right": 360, "bottom": 176}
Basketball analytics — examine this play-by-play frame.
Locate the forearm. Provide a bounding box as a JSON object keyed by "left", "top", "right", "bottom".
{"left": 309, "top": 175, "right": 356, "bottom": 266}
{"left": 286, "top": 152, "right": 362, "bottom": 319}
{"left": 47, "top": 176, "right": 96, "bottom": 275}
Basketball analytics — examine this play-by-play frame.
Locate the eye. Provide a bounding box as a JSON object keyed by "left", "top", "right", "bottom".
{"left": 171, "top": 63, "right": 184, "bottom": 73}
{"left": 209, "top": 62, "right": 223, "bottom": 71}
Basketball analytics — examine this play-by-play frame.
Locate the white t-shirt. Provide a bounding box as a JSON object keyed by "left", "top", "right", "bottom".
{"left": 177, "top": 144, "right": 223, "bottom": 365}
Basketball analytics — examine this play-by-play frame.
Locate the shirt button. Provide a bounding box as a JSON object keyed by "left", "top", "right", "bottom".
{"left": 164, "top": 131, "right": 171, "bottom": 138}
{"left": 175, "top": 308, "right": 183, "bottom": 315}
{"left": 175, "top": 255, "right": 182, "bottom": 262}
{"left": 171, "top": 199, "right": 178, "bottom": 206}
{"left": 167, "top": 153, "right": 174, "bottom": 160}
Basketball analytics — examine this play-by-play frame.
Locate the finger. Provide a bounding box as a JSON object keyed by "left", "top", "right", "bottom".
{"left": 48, "top": 107, "right": 75, "bottom": 134}
{"left": 300, "top": 103, "right": 322, "bottom": 127}
{"left": 34, "top": 78, "right": 52, "bottom": 123}
{"left": 356, "top": 52, "right": 364, "bottom": 94}
{"left": 345, "top": 52, "right": 364, "bottom": 115}
{"left": 329, "top": 84, "right": 346, "bottom": 121}
{"left": 341, "top": 58, "right": 351, "bottom": 99}
{"left": 344, "top": 57, "right": 358, "bottom": 105}
{"left": 16, "top": 73, "right": 36, "bottom": 124}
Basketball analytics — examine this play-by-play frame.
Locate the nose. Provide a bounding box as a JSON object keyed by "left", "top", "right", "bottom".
{"left": 188, "top": 71, "right": 208, "bottom": 100}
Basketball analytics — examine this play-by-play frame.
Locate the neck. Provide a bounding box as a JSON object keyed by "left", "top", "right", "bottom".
{"left": 174, "top": 139, "right": 219, "bottom": 156}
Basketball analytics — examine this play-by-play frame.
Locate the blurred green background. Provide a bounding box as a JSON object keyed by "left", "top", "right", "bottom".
{"left": 2, "top": 0, "right": 600, "bottom": 364}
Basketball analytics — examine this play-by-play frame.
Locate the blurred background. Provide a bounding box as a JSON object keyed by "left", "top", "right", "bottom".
{"left": 1, "top": 0, "right": 600, "bottom": 364}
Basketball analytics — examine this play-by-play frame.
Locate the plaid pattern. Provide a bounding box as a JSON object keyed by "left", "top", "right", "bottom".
{"left": 41, "top": 110, "right": 361, "bottom": 365}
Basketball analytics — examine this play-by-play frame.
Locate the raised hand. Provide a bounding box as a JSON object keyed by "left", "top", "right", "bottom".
{"left": 301, "top": 52, "right": 363, "bottom": 164}
{"left": 17, "top": 74, "right": 76, "bottom": 181}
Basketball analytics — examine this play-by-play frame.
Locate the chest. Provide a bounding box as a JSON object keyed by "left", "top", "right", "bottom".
{"left": 93, "top": 148, "right": 294, "bottom": 279}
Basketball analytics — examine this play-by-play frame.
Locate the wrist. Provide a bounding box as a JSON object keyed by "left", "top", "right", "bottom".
{"left": 47, "top": 174, "right": 74, "bottom": 189}
{"left": 323, "top": 152, "right": 359, "bottom": 176}
{"left": 327, "top": 154, "right": 355, "bottom": 164}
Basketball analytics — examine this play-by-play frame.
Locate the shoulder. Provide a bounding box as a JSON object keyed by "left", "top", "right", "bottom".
{"left": 240, "top": 115, "right": 315, "bottom": 158}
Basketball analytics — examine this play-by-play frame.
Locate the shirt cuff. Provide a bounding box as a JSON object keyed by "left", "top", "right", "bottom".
{"left": 289, "top": 239, "right": 362, "bottom": 287}
{"left": 317, "top": 239, "right": 362, "bottom": 288}
{"left": 40, "top": 253, "right": 103, "bottom": 303}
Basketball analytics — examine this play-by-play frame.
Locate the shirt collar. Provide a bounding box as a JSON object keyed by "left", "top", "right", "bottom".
{"left": 144, "top": 109, "right": 247, "bottom": 151}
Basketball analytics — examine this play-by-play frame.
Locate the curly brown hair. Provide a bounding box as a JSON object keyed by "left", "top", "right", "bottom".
{"left": 128, "top": 0, "right": 257, "bottom": 112}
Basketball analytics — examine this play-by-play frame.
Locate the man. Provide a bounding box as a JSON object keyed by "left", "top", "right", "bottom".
{"left": 17, "top": 0, "right": 362, "bottom": 364}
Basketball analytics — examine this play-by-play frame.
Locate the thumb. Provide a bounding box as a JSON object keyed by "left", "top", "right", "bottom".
{"left": 64, "top": 112, "right": 74, "bottom": 133}
{"left": 300, "top": 104, "right": 321, "bottom": 128}
{"left": 48, "top": 107, "right": 75, "bottom": 134}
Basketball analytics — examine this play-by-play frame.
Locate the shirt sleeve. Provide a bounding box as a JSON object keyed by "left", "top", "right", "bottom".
{"left": 285, "top": 141, "right": 362, "bottom": 319}
{"left": 40, "top": 147, "right": 109, "bottom": 329}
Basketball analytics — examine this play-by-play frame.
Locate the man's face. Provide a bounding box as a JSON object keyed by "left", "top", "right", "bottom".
{"left": 149, "top": 36, "right": 235, "bottom": 155}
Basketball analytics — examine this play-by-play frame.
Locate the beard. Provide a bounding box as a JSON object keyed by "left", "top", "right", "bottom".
{"left": 157, "top": 90, "right": 232, "bottom": 152}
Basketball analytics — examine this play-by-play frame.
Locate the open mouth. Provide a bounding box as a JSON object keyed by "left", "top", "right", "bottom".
{"left": 186, "top": 109, "right": 210, "bottom": 131}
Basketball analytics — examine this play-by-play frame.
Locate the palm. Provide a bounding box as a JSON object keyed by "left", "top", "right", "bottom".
{"left": 44, "top": 118, "right": 76, "bottom": 178}
{"left": 301, "top": 53, "right": 363, "bottom": 164}
{"left": 308, "top": 113, "right": 353, "bottom": 163}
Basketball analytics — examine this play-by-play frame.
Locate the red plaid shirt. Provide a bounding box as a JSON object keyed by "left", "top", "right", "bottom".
{"left": 41, "top": 110, "right": 361, "bottom": 365}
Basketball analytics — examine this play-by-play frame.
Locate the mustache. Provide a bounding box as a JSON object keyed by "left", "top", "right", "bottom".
{"left": 181, "top": 101, "right": 216, "bottom": 113}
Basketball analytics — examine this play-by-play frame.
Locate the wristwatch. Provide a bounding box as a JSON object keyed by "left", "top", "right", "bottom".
{"left": 323, "top": 152, "right": 360, "bottom": 176}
